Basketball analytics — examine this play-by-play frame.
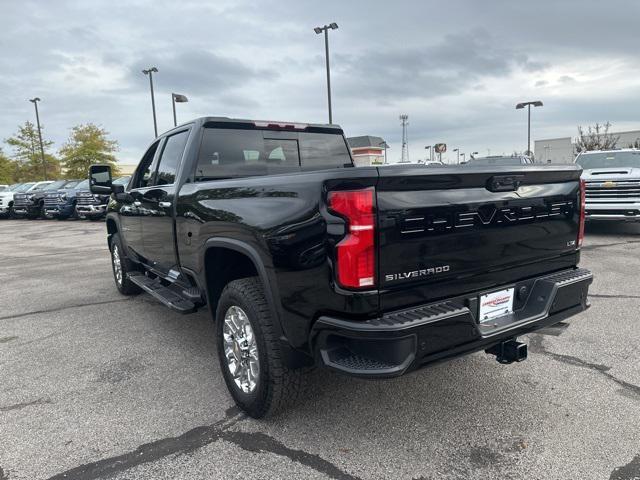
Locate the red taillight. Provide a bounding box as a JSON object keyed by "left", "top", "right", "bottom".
{"left": 578, "top": 179, "right": 586, "bottom": 247}
{"left": 328, "top": 187, "right": 376, "bottom": 289}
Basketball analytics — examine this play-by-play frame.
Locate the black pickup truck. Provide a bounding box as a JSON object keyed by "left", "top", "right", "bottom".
{"left": 90, "top": 116, "right": 592, "bottom": 418}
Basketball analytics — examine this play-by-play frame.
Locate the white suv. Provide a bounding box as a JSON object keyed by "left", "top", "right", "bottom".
{"left": 0, "top": 181, "right": 52, "bottom": 218}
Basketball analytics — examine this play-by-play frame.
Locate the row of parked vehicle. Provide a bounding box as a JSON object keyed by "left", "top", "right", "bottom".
{"left": 0, "top": 176, "right": 130, "bottom": 220}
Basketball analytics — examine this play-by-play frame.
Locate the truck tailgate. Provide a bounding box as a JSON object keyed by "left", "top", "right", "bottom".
{"left": 376, "top": 165, "right": 582, "bottom": 311}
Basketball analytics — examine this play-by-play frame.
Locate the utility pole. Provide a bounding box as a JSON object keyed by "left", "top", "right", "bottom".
{"left": 29, "top": 97, "right": 47, "bottom": 180}
{"left": 142, "top": 67, "right": 159, "bottom": 137}
{"left": 399, "top": 114, "right": 409, "bottom": 163}
{"left": 314, "top": 23, "right": 338, "bottom": 124}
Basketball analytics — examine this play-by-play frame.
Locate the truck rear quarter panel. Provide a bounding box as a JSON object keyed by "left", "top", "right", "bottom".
{"left": 175, "top": 167, "right": 380, "bottom": 349}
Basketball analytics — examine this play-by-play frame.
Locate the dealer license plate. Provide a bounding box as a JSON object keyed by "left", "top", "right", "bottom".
{"left": 479, "top": 288, "right": 515, "bottom": 323}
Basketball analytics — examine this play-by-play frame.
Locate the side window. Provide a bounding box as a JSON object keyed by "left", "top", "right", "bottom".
{"left": 132, "top": 141, "right": 161, "bottom": 189}
{"left": 194, "top": 128, "right": 301, "bottom": 181}
{"left": 153, "top": 130, "right": 190, "bottom": 186}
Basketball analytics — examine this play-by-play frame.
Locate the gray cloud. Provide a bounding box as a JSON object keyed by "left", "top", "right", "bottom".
{"left": 128, "top": 50, "right": 277, "bottom": 96}
{"left": 333, "top": 29, "right": 547, "bottom": 100}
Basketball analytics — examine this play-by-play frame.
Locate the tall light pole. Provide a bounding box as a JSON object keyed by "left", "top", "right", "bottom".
{"left": 453, "top": 148, "right": 459, "bottom": 164}
{"left": 142, "top": 67, "right": 159, "bottom": 137}
{"left": 29, "top": 97, "right": 47, "bottom": 180}
{"left": 378, "top": 141, "right": 389, "bottom": 164}
{"left": 171, "top": 93, "right": 188, "bottom": 127}
{"left": 425, "top": 145, "right": 432, "bottom": 163}
{"left": 314, "top": 22, "right": 338, "bottom": 124}
{"left": 516, "top": 100, "right": 543, "bottom": 157}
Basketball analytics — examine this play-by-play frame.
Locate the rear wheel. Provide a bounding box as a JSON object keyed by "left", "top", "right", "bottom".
{"left": 216, "top": 277, "right": 304, "bottom": 418}
{"left": 110, "top": 233, "right": 141, "bottom": 295}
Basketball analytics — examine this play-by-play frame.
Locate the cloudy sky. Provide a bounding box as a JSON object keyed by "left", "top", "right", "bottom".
{"left": 2, "top": 0, "right": 640, "bottom": 165}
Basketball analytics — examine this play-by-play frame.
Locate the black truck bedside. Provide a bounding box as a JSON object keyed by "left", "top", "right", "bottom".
{"left": 90, "top": 116, "right": 592, "bottom": 418}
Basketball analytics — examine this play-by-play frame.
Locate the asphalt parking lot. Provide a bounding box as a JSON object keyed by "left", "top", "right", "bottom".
{"left": 1, "top": 219, "right": 639, "bottom": 480}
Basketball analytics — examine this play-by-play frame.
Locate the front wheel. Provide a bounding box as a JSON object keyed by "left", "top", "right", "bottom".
{"left": 110, "top": 233, "right": 141, "bottom": 295}
{"left": 216, "top": 278, "right": 304, "bottom": 418}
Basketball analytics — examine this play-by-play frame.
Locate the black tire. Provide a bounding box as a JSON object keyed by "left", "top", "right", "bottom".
{"left": 216, "top": 277, "right": 304, "bottom": 418}
{"left": 110, "top": 233, "right": 142, "bottom": 295}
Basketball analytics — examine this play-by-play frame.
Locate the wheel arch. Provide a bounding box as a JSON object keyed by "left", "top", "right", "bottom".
{"left": 105, "top": 214, "right": 120, "bottom": 249}
{"left": 202, "top": 238, "right": 285, "bottom": 341}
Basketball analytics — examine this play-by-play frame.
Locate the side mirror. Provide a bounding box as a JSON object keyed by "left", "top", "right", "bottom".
{"left": 89, "top": 165, "right": 113, "bottom": 194}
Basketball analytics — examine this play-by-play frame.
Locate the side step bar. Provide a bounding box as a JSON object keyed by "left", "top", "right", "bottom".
{"left": 127, "top": 273, "right": 196, "bottom": 314}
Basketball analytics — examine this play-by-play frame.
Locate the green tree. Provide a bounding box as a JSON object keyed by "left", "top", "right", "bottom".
{"left": 0, "top": 148, "right": 16, "bottom": 184}
{"left": 59, "top": 124, "right": 120, "bottom": 179}
{"left": 4, "top": 121, "right": 60, "bottom": 181}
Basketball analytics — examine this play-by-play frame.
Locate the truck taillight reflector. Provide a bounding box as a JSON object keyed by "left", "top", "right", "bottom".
{"left": 578, "top": 179, "right": 586, "bottom": 247}
{"left": 328, "top": 187, "right": 376, "bottom": 289}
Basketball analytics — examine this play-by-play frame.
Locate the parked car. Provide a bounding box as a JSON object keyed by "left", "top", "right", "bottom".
{"left": 90, "top": 116, "right": 592, "bottom": 418}
{"left": 0, "top": 183, "right": 33, "bottom": 218}
{"left": 43, "top": 179, "right": 82, "bottom": 219}
{"left": 76, "top": 176, "right": 129, "bottom": 220}
{"left": 12, "top": 180, "right": 73, "bottom": 219}
{"left": 467, "top": 155, "right": 533, "bottom": 166}
{"left": 575, "top": 148, "right": 640, "bottom": 222}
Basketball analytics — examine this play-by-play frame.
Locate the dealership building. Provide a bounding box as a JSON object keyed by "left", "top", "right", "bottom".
{"left": 347, "top": 136, "right": 386, "bottom": 166}
{"left": 535, "top": 129, "right": 640, "bottom": 163}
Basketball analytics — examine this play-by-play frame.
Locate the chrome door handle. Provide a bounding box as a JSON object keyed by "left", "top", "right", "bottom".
{"left": 159, "top": 201, "right": 172, "bottom": 208}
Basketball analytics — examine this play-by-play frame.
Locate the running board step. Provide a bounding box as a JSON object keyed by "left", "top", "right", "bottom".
{"left": 127, "top": 273, "right": 196, "bottom": 313}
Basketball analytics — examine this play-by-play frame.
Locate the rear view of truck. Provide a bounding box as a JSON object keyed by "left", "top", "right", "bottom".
{"left": 316, "top": 164, "right": 592, "bottom": 375}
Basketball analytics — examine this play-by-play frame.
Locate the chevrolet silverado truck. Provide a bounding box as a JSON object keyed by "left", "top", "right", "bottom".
{"left": 0, "top": 183, "right": 31, "bottom": 218}
{"left": 90, "top": 116, "right": 593, "bottom": 418}
{"left": 575, "top": 148, "right": 640, "bottom": 222}
{"left": 76, "top": 177, "right": 129, "bottom": 220}
{"left": 7, "top": 181, "right": 54, "bottom": 218}
{"left": 13, "top": 180, "right": 73, "bottom": 219}
{"left": 43, "top": 179, "right": 81, "bottom": 219}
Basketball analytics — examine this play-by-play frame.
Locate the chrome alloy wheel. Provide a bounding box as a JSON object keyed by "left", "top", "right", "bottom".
{"left": 223, "top": 306, "right": 260, "bottom": 393}
{"left": 112, "top": 244, "right": 123, "bottom": 286}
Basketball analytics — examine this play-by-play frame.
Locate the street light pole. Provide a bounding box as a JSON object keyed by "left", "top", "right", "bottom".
{"left": 424, "top": 145, "right": 431, "bottom": 163}
{"left": 314, "top": 23, "right": 338, "bottom": 124}
{"left": 29, "top": 97, "right": 47, "bottom": 180}
{"left": 516, "top": 100, "right": 543, "bottom": 157}
{"left": 142, "top": 67, "right": 159, "bottom": 137}
{"left": 171, "top": 93, "right": 189, "bottom": 127}
{"left": 379, "top": 141, "right": 389, "bottom": 164}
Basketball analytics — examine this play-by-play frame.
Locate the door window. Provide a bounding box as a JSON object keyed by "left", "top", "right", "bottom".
{"left": 153, "top": 130, "right": 190, "bottom": 186}
{"left": 132, "top": 140, "right": 161, "bottom": 189}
